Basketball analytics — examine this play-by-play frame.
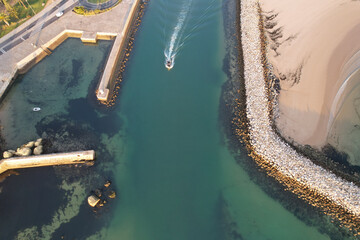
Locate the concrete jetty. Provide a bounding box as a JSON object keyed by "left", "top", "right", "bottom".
{"left": 96, "top": 0, "right": 141, "bottom": 101}
{"left": 0, "top": 150, "right": 95, "bottom": 174}
{"left": 96, "top": 33, "right": 123, "bottom": 101}
{"left": 240, "top": 0, "right": 360, "bottom": 229}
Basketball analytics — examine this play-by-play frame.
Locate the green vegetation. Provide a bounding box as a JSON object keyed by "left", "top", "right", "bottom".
{"left": 73, "top": 6, "right": 105, "bottom": 15}
{"left": 87, "top": 0, "right": 109, "bottom": 4}
{"left": 73, "top": 1, "right": 120, "bottom": 16}
{"left": 0, "top": 0, "right": 47, "bottom": 38}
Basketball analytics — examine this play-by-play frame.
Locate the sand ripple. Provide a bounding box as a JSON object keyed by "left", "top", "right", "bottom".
{"left": 241, "top": 0, "right": 360, "bottom": 222}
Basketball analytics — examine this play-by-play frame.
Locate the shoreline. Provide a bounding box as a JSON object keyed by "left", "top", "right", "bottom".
{"left": 239, "top": 0, "right": 360, "bottom": 234}
{"left": 258, "top": 0, "right": 360, "bottom": 148}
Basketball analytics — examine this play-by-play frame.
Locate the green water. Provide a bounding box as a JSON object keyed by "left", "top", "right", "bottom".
{"left": 0, "top": 0, "right": 354, "bottom": 239}
{"left": 102, "top": 0, "right": 331, "bottom": 239}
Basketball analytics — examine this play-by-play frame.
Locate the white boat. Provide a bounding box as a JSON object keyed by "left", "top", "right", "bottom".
{"left": 33, "top": 107, "right": 41, "bottom": 112}
{"left": 165, "top": 58, "right": 174, "bottom": 70}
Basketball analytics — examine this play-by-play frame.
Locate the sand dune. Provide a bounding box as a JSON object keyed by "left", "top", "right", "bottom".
{"left": 259, "top": 0, "right": 360, "bottom": 148}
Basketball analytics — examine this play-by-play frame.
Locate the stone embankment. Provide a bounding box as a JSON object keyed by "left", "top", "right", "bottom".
{"left": 0, "top": 150, "right": 95, "bottom": 174}
{"left": 241, "top": 0, "right": 360, "bottom": 225}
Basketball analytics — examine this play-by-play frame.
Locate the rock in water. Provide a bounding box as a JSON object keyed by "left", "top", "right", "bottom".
{"left": 94, "top": 189, "right": 102, "bottom": 197}
{"left": 24, "top": 141, "right": 35, "bottom": 148}
{"left": 34, "top": 138, "right": 43, "bottom": 147}
{"left": 104, "top": 180, "right": 111, "bottom": 188}
{"left": 108, "top": 191, "right": 116, "bottom": 199}
{"left": 16, "top": 147, "right": 32, "bottom": 156}
{"left": 3, "top": 151, "right": 13, "bottom": 158}
{"left": 33, "top": 145, "right": 43, "bottom": 155}
{"left": 87, "top": 195, "right": 100, "bottom": 207}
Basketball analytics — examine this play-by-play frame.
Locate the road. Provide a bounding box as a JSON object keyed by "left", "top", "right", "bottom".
{"left": 0, "top": 0, "right": 79, "bottom": 56}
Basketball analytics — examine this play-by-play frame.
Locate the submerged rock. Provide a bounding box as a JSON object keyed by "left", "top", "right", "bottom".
{"left": 104, "top": 180, "right": 111, "bottom": 188}
{"left": 33, "top": 145, "right": 43, "bottom": 155}
{"left": 94, "top": 189, "right": 102, "bottom": 197}
{"left": 87, "top": 195, "right": 100, "bottom": 207}
{"left": 108, "top": 190, "right": 116, "bottom": 199}
{"left": 3, "top": 151, "right": 13, "bottom": 158}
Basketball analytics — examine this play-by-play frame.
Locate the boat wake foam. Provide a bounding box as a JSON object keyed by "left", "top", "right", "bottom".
{"left": 164, "top": 0, "right": 192, "bottom": 70}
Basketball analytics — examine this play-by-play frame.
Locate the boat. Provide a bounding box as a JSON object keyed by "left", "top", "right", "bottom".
{"left": 33, "top": 107, "right": 41, "bottom": 112}
{"left": 165, "top": 58, "right": 174, "bottom": 70}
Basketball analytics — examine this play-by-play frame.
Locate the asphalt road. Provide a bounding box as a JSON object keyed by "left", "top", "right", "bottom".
{"left": 0, "top": 0, "right": 78, "bottom": 56}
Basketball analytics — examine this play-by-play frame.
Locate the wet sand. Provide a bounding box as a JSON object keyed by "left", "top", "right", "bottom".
{"left": 240, "top": 0, "right": 360, "bottom": 233}
{"left": 259, "top": 0, "right": 360, "bottom": 148}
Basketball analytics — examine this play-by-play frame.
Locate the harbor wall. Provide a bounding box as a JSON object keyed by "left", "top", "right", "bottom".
{"left": 96, "top": 0, "right": 141, "bottom": 102}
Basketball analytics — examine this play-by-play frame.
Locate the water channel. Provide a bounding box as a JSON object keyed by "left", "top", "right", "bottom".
{"left": 0, "top": 0, "right": 357, "bottom": 239}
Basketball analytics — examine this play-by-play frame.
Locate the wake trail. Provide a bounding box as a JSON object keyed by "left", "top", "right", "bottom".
{"left": 164, "top": 0, "right": 192, "bottom": 69}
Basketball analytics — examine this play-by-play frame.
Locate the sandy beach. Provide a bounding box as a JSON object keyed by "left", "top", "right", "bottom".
{"left": 258, "top": 0, "right": 360, "bottom": 148}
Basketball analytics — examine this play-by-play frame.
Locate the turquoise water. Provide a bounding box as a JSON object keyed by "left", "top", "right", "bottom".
{"left": 328, "top": 69, "right": 360, "bottom": 167}
{"left": 0, "top": 0, "right": 357, "bottom": 239}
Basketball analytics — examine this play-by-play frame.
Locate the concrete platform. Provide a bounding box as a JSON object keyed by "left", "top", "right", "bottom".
{"left": 0, "top": 150, "right": 95, "bottom": 174}
{"left": 81, "top": 31, "right": 98, "bottom": 43}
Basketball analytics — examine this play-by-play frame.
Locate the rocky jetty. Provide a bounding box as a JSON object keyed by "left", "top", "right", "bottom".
{"left": 241, "top": 0, "right": 360, "bottom": 228}
{"left": 2, "top": 138, "right": 43, "bottom": 158}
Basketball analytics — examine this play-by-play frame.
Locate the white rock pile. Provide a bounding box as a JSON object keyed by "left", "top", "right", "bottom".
{"left": 2, "top": 138, "right": 43, "bottom": 158}
{"left": 241, "top": 0, "right": 360, "bottom": 217}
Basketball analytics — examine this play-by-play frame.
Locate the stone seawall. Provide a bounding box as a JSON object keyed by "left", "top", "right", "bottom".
{"left": 241, "top": 0, "right": 360, "bottom": 231}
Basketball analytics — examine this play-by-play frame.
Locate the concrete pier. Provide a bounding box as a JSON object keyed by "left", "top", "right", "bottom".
{"left": 96, "top": 34, "right": 123, "bottom": 101}
{"left": 96, "top": 0, "right": 141, "bottom": 101}
{"left": 0, "top": 150, "right": 95, "bottom": 174}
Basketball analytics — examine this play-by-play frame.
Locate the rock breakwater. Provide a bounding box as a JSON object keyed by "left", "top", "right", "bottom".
{"left": 240, "top": 0, "right": 360, "bottom": 233}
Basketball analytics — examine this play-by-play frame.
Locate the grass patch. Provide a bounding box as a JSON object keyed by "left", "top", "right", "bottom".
{"left": 73, "top": 1, "right": 120, "bottom": 16}
{"left": 73, "top": 6, "right": 107, "bottom": 15}
{"left": 0, "top": 18, "right": 28, "bottom": 38}
{"left": 0, "top": 0, "right": 48, "bottom": 38}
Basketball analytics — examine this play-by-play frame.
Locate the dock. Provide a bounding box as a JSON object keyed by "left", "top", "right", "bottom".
{"left": 0, "top": 150, "right": 95, "bottom": 174}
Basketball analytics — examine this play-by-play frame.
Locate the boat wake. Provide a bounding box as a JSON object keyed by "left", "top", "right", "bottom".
{"left": 164, "top": 0, "right": 192, "bottom": 70}
{"left": 162, "top": 0, "right": 219, "bottom": 70}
